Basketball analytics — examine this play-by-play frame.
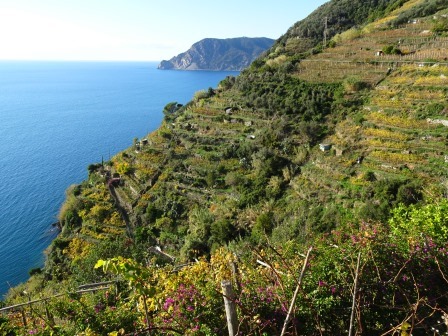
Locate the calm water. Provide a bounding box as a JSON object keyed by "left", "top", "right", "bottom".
{"left": 0, "top": 61, "right": 238, "bottom": 297}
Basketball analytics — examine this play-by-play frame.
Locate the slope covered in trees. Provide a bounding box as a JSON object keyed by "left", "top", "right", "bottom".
{"left": 2, "top": 0, "right": 448, "bottom": 335}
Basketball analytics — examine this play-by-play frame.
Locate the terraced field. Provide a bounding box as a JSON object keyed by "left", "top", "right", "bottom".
{"left": 90, "top": 4, "right": 448, "bottom": 253}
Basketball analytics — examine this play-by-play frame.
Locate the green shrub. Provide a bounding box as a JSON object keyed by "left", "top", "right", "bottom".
{"left": 389, "top": 199, "right": 448, "bottom": 246}
{"left": 426, "top": 102, "right": 445, "bottom": 116}
{"left": 382, "top": 45, "right": 402, "bottom": 55}
{"left": 433, "top": 18, "right": 448, "bottom": 33}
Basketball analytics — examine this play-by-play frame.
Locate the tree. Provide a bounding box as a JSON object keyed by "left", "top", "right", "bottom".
{"left": 162, "top": 102, "right": 183, "bottom": 122}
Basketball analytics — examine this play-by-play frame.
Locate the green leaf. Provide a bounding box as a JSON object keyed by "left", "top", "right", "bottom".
{"left": 94, "top": 259, "right": 106, "bottom": 269}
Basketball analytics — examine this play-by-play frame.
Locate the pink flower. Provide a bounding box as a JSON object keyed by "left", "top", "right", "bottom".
{"left": 163, "top": 297, "right": 175, "bottom": 310}
{"left": 318, "top": 280, "right": 327, "bottom": 287}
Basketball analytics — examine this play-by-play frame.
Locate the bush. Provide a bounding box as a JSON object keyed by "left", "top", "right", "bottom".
{"left": 209, "top": 219, "right": 235, "bottom": 248}
{"left": 343, "top": 76, "right": 370, "bottom": 92}
{"left": 28, "top": 267, "right": 42, "bottom": 276}
{"left": 193, "top": 89, "right": 211, "bottom": 102}
{"left": 251, "top": 212, "right": 274, "bottom": 242}
{"left": 382, "top": 45, "right": 402, "bottom": 55}
{"left": 389, "top": 199, "right": 448, "bottom": 246}
{"left": 426, "top": 102, "right": 445, "bottom": 116}
{"left": 433, "top": 18, "right": 448, "bottom": 33}
{"left": 163, "top": 101, "right": 183, "bottom": 122}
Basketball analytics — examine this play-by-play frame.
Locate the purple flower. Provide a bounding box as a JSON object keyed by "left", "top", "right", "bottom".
{"left": 94, "top": 302, "right": 105, "bottom": 313}
{"left": 163, "top": 297, "right": 175, "bottom": 310}
{"left": 318, "top": 280, "right": 327, "bottom": 287}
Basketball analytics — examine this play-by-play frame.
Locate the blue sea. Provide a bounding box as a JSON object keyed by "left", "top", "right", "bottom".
{"left": 0, "top": 61, "right": 238, "bottom": 297}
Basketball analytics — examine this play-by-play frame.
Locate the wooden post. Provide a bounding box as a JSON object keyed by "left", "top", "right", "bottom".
{"left": 280, "top": 247, "right": 313, "bottom": 336}
{"left": 44, "top": 300, "right": 55, "bottom": 327}
{"left": 142, "top": 294, "right": 151, "bottom": 330}
{"left": 349, "top": 252, "right": 362, "bottom": 336}
{"left": 229, "top": 262, "right": 241, "bottom": 293}
{"left": 21, "top": 308, "right": 27, "bottom": 327}
{"left": 221, "top": 280, "right": 238, "bottom": 336}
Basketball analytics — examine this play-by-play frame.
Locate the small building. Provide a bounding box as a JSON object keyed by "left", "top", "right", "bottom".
{"left": 335, "top": 148, "right": 344, "bottom": 156}
{"left": 319, "top": 143, "right": 332, "bottom": 152}
{"left": 375, "top": 50, "right": 384, "bottom": 57}
{"left": 141, "top": 138, "right": 148, "bottom": 145}
{"left": 224, "top": 107, "right": 233, "bottom": 115}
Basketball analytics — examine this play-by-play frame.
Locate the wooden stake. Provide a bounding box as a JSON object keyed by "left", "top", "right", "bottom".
{"left": 229, "top": 262, "right": 241, "bottom": 293}
{"left": 221, "top": 280, "right": 238, "bottom": 336}
{"left": 349, "top": 252, "right": 362, "bottom": 336}
{"left": 45, "top": 301, "right": 55, "bottom": 327}
{"left": 280, "top": 247, "right": 313, "bottom": 336}
{"left": 142, "top": 294, "right": 151, "bottom": 330}
{"left": 21, "top": 308, "right": 27, "bottom": 327}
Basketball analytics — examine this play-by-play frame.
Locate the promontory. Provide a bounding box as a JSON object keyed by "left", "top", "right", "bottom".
{"left": 158, "top": 37, "right": 275, "bottom": 71}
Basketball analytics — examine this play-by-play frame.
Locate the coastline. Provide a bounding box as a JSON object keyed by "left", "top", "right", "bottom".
{"left": 0, "top": 61, "right": 238, "bottom": 297}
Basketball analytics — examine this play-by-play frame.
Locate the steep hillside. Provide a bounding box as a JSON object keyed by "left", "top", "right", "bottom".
{"left": 158, "top": 37, "right": 275, "bottom": 71}
{"left": 2, "top": 1, "right": 448, "bottom": 335}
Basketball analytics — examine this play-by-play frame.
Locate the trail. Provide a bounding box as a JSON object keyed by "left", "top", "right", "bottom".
{"left": 107, "top": 181, "right": 134, "bottom": 239}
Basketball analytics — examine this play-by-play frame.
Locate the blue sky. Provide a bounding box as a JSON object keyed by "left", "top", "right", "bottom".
{"left": 0, "top": 0, "right": 329, "bottom": 61}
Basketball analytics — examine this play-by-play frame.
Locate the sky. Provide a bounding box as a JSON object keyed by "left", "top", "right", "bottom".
{"left": 0, "top": 0, "right": 329, "bottom": 61}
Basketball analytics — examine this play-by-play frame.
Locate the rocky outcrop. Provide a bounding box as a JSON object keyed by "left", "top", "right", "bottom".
{"left": 158, "top": 37, "right": 275, "bottom": 71}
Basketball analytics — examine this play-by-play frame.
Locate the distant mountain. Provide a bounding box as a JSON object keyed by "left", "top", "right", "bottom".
{"left": 158, "top": 37, "right": 275, "bottom": 71}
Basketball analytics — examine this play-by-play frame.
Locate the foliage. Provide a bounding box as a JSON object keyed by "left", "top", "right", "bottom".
{"left": 343, "top": 76, "right": 370, "bottom": 92}
{"left": 115, "top": 161, "right": 131, "bottom": 175}
{"left": 392, "top": 0, "right": 447, "bottom": 26}
{"left": 277, "top": 0, "right": 408, "bottom": 51}
{"left": 163, "top": 102, "right": 183, "bottom": 122}
{"left": 235, "top": 70, "right": 339, "bottom": 121}
{"left": 8, "top": 215, "right": 448, "bottom": 335}
{"left": 433, "top": 17, "right": 448, "bottom": 33}
{"left": 389, "top": 199, "right": 448, "bottom": 248}
{"left": 193, "top": 88, "right": 215, "bottom": 102}
{"left": 217, "top": 75, "right": 236, "bottom": 91}
{"left": 382, "top": 45, "right": 402, "bottom": 55}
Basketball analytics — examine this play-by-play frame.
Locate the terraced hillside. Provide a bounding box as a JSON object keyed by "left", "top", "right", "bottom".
{"left": 296, "top": 9, "right": 448, "bottom": 84}
{"left": 3, "top": 1, "right": 448, "bottom": 335}
{"left": 45, "top": 2, "right": 447, "bottom": 264}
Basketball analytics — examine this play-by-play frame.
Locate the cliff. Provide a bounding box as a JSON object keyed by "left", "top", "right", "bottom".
{"left": 157, "top": 37, "right": 275, "bottom": 71}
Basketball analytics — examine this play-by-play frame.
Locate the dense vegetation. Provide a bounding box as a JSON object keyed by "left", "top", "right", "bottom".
{"left": 274, "top": 0, "right": 409, "bottom": 55}
{"left": 2, "top": 0, "right": 448, "bottom": 335}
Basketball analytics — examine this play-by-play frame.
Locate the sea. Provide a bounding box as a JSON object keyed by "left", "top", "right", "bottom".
{"left": 0, "top": 61, "right": 239, "bottom": 297}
